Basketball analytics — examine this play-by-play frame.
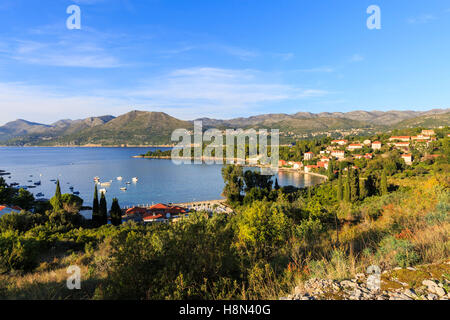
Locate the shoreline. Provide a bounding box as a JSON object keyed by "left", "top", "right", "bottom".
{"left": 133, "top": 155, "right": 328, "bottom": 180}
{"left": 0, "top": 145, "right": 174, "bottom": 148}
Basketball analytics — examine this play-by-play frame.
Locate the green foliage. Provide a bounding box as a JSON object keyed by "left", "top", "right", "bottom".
{"left": 92, "top": 185, "right": 100, "bottom": 225}
{"left": 110, "top": 198, "right": 122, "bottom": 226}
{"left": 380, "top": 168, "right": 388, "bottom": 196}
{"left": 337, "top": 172, "right": 343, "bottom": 201}
{"left": 235, "top": 201, "right": 291, "bottom": 260}
{"left": 100, "top": 212, "right": 240, "bottom": 299}
{"left": 221, "top": 165, "right": 244, "bottom": 204}
{"left": 99, "top": 193, "right": 108, "bottom": 226}
{"left": 0, "top": 231, "right": 41, "bottom": 272}
{"left": 50, "top": 180, "right": 63, "bottom": 211}
{"left": 378, "top": 236, "right": 420, "bottom": 268}
{"left": 12, "top": 188, "right": 35, "bottom": 210}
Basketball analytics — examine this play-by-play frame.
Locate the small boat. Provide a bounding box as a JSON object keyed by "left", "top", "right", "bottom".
{"left": 27, "top": 180, "right": 32, "bottom": 183}
{"left": 69, "top": 186, "right": 74, "bottom": 190}
{"left": 120, "top": 187, "right": 127, "bottom": 191}
{"left": 126, "top": 181, "right": 131, "bottom": 185}
{"left": 27, "top": 185, "right": 36, "bottom": 189}
{"left": 73, "top": 191, "right": 80, "bottom": 195}
{"left": 50, "top": 179, "right": 56, "bottom": 182}
{"left": 36, "top": 193, "right": 44, "bottom": 197}
{"left": 132, "top": 177, "right": 138, "bottom": 182}
{"left": 100, "top": 182, "right": 111, "bottom": 187}
{"left": 34, "top": 181, "right": 41, "bottom": 186}
{"left": 117, "top": 176, "right": 123, "bottom": 181}
{"left": 99, "top": 189, "right": 107, "bottom": 194}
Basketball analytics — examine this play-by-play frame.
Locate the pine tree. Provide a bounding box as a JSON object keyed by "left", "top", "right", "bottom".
{"left": 99, "top": 192, "right": 108, "bottom": 226}
{"left": 337, "top": 172, "right": 343, "bottom": 201}
{"left": 274, "top": 178, "right": 280, "bottom": 190}
{"left": 380, "top": 168, "right": 388, "bottom": 195}
{"left": 110, "top": 198, "right": 122, "bottom": 226}
{"left": 92, "top": 185, "right": 99, "bottom": 225}
{"left": 51, "top": 179, "right": 63, "bottom": 211}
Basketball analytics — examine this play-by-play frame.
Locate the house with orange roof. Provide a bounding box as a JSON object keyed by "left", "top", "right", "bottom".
{"left": 389, "top": 136, "right": 411, "bottom": 142}
{"left": 347, "top": 143, "right": 363, "bottom": 150}
{"left": 372, "top": 141, "right": 382, "bottom": 150}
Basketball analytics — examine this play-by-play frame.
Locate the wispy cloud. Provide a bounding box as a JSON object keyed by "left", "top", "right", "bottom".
{"left": 127, "top": 67, "right": 327, "bottom": 112}
{"left": 407, "top": 14, "right": 437, "bottom": 24}
{"left": 350, "top": 54, "right": 364, "bottom": 62}
{"left": 294, "top": 66, "right": 335, "bottom": 73}
{"left": 0, "top": 67, "right": 329, "bottom": 123}
{"left": 10, "top": 39, "right": 122, "bottom": 68}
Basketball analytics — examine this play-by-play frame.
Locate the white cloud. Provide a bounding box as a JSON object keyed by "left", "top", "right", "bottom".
{"left": 407, "top": 14, "right": 437, "bottom": 24}
{"left": 350, "top": 54, "right": 364, "bottom": 62}
{"left": 126, "top": 67, "right": 327, "bottom": 112}
{"left": 8, "top": 39, "right": 123, "bottom": 68}
{"left": 0, "top": 68, "right": 328, "bottom": 124}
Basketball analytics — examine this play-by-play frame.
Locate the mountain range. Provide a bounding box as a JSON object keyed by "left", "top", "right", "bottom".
{"left": 0, "top": 109, "right": 448, "bottom": 146}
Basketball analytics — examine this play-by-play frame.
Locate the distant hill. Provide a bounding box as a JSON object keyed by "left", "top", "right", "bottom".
{"left": 392, "top": 111, "right": 450, "bottom": 129}
{"left": 0, "top": 119, "right": 52, "bottom": 141}
{"left": 0, "top": 108, "right": 448, "bottom": 146}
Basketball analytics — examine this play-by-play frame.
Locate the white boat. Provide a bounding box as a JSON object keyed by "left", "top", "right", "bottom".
{"left": 132, "top": 177, "right": 138, "bottom": 182}
{"left": 120, "top": 187, "right": 127, "bottom": 191}
{"left": 100, "top": 182, "right": 111, "bottom": 187}
{"left": 117, "top": 176, "right": 123, "bottom": 181}
{"left": 99, "top": 188, "right": 107, "bottom": 194}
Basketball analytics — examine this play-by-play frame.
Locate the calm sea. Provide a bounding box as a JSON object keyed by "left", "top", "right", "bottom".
{"left": 0, "top": 147, "right": 324, "bottom": 213}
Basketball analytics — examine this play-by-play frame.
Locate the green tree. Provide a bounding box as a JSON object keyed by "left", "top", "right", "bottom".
{"left": 359, "top": 177, "right": 368, "bottom": 200}
{"left": 221, "top": 165, "right": 244, "bottom": 205}
{"left": 50, "top": 180, "right": 63, "bottom": 211}
{"left": 274, "top": 178, "right": 280, "bottom": 191}
{"left": 92, "top": 185, "right": 100, "bottom": 225}
{"left": 350, "top": 168, "right": 360, "bottom": 202}
{"left": 337, "top": 172, "right": 343, "bottom": 201}
{"left": 344, "top": 170, "right": 351, "bottom": 202}
{"left": 327, "top": 160, "right": 335, "bottom": 180}
{"left": 12, "top": 188, "right": 34, "bottom": 210}
{"left": 99, "top": 192, "right": 108, "bottom": 226}
{"left": 110, "top": 198, "right": 122, "bottom": 226}
{"left": 380, "top": 168, "right": 388, "bottom": 195}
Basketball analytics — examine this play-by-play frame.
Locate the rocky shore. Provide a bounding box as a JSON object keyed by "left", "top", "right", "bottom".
{"left": 281, "top": 261, "right": 450, "bottom": 300}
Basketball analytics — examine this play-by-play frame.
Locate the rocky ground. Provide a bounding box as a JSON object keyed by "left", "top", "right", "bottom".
{"left": 281, "top": 261, "right": 450, "bottom": 300}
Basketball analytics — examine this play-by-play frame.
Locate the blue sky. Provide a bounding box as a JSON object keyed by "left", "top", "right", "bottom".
{"left": 0, "top": 0, "right": 449, "bottom": 124}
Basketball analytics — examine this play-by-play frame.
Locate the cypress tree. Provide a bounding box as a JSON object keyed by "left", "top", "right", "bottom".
{"left": 110, "top": 198, "right": 122, "bottom": 226}
{"left": 99, "top": 192, "right": 108, "bottom": 226}
{"left": 327, "top": 160, "right": 334, "bottom": 180}
{"left": 380, "top": 168, "right": 388, "bottom": 195}
{"left": 359, "top": 177, "right": 368, "bottom": 200}
{"left": 51, "top": 179, "right": 63, "bottom": 211}
{"left": 350, "top": 169, "right": 360, "bottom": 202}
{"left": 274, "top": 178, "right": 280, "bottom": 190}
{"left": 92, "top": 185, "right": 99, "bottom": 225}
{"left": 337, "top": 172, "right": 343, "bottom": 201}
{"left": 344, "top": 170, "right": 351, "bottom": 202}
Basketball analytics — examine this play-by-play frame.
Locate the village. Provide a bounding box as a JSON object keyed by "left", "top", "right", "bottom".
{"left": 277, "top": 129, "right": 445, "bottom": 173}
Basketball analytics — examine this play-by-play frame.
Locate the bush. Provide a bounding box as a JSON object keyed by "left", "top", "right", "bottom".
{"left": 378, "top": 236, "right": 420, "bottom": 268}
{"left": 0, "top": 231, "right": 41, "bottom": 272}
